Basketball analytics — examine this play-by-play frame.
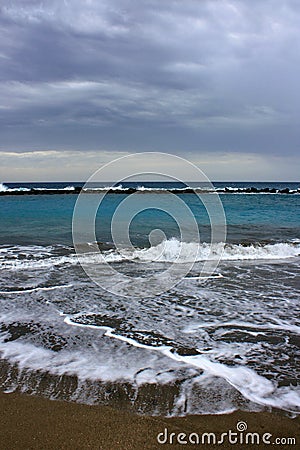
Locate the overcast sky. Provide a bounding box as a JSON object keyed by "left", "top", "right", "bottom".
{"left": 0, "top": 0, "right": 299, "bottom": 181}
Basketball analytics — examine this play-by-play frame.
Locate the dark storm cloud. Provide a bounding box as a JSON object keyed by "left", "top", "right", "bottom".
{"left": 0, "top": 0, "right": 299, "bottom": 159}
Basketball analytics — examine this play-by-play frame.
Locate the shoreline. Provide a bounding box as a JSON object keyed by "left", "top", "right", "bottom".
{"left": 0, "top": 392, "right": 299, "bottom": 449}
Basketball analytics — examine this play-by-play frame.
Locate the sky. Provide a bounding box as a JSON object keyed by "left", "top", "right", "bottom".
{"left": 0, "top": 0, "right": 299, "bottom": 181}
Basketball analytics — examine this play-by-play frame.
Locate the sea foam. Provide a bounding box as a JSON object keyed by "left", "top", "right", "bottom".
{"left": 1, "top": 240, "right": 299, "bottom": 271}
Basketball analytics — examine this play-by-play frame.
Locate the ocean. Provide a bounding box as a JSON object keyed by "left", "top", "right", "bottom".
{"left": 0, "top": 181, "right": 299, "bottom": 416}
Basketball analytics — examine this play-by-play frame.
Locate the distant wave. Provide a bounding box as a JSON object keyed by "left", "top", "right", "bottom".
{"left": 0, "top": 183, "right": 299, "bottom": 195}
{"left": 0, "top": 183, "right": 75, "bottom": 194}
{"left": 0, "top": 183, "right": 30, "bottom": 193}
{"left": 82, "top": 185, "right": 300, "bottom": 194}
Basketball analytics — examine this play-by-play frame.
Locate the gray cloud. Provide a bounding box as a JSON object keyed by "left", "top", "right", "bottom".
{"left": 0, "top": 0, "right": 299, "bottom": 176}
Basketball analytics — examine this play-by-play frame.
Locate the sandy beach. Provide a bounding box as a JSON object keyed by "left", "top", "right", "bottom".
{"left": 0, "top": 392, "right": 298, "bottom": 450}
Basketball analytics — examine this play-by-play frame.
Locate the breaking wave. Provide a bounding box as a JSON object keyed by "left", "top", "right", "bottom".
{"left": 1, "top": 239, "right": 299, "bottom": 271}
{"left": 131, "top": 239, "right": 300, "bottom": 263}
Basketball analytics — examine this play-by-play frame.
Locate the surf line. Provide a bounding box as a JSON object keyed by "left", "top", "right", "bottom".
{"left": 64, "top": 316, "right": 299, "bottom": 413}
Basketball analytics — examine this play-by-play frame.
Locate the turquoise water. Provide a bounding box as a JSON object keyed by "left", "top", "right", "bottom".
{"left": 0, "top": 191, "right": 299, "bottom": 245}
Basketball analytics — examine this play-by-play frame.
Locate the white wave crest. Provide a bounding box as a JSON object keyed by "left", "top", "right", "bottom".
{"left": 1, "top": 240, "right": 299, "bottom": 271}
{"left": 0, "top": 184, "right": 30, "bottom": 192}
{"left": 0, "top": 183, "right": 8, "bottom": 192}
{"left": 132, "top": 239, "right": 300, "bottom": 263}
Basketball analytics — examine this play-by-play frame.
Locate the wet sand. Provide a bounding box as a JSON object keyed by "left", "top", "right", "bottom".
{"left": 0, "top": 392, "right": 299, "bottom": 449}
